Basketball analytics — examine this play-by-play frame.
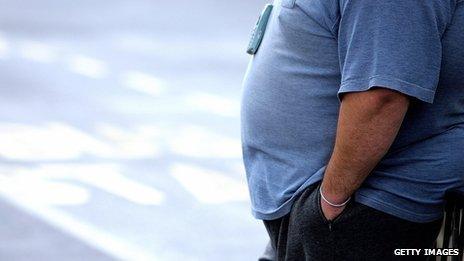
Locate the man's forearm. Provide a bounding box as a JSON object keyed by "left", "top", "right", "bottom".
{"left": 321, "top": 88, "right": 410, "bottom": 203}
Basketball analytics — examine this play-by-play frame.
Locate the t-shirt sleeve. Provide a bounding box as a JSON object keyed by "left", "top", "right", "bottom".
{"left": 337, "top": 0, "right": 453, "bottom": 103}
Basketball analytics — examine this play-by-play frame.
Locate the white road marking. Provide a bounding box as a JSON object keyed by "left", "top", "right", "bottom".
{"left": 0, "top": 175, "right": 158, "bottom": 261}
{"left": 18, "top": 41, "right": 57, "bottom": 63}
{"left": 168, "top": 125, "right": 242, "bottom": 158}
{"left": 0, "top": 122, "right": 113, "bottom": 161}
{"left": 68, "top": 55, "right": 108, "bottom": 78}
{"left": 1, "top": 164, "right": 165, "bottom": 206}
{"left": 0, "top": 169, "right": 90, "bottom": 206}
{"left": 96, "top": 123, "right": 161, "bottom": 159}
{"left": 170, "top": 163, "right": 249, "bottom": 204}
{"left": 0, "top": 34, "right": 10, "bottom": 59}
{"left": 184, "top": 93, "right": 240, "bottom": 117}
{"left": 121, "top": 71, "right": 165, "bottom": 97}
{"left": 0, "top": 163, "right": 163, "bottom": 260}
{"left": 42, "top": 164, "right": 165, "bottom": 205}
{"left": 0, "top": 122, "right": 161, "bottom": 160}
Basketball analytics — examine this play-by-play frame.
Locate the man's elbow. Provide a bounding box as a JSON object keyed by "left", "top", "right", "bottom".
{"left": 369, "top": 87, "right": 410, "bottom": 106}
{"left": 341, "top": 87, "right": 410, "bottom": 113}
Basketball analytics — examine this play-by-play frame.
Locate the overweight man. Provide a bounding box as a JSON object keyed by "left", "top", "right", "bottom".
{"left": 241, "top": 0, "right": 464, "bottom": 259}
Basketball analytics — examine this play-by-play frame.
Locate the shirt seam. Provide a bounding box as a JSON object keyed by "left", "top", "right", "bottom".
{"left": 294, "top": 3, "right": 339, "bottom": 40}
{"left": 341, "top": 75, "right": 434, "bottom": 94}
{"left": 330, "top": 16, "right": 340, "bottom": 38}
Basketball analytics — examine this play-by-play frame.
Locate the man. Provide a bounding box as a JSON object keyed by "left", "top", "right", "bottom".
{"left": 241, "top": 0, "right": 464, "bottom": 260}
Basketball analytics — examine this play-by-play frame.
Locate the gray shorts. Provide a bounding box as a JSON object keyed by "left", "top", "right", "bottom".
{"left": 263, "top": 182, "right": 443, "bottom": 261}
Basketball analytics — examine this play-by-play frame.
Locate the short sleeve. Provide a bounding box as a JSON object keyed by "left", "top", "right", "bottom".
{"left": 337, "top": 0, "right": 454, "bottom": 103}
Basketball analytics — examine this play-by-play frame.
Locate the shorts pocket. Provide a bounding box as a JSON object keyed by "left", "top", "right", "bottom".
{"left": 316, "top": 183, "right": 352, "bottom": 225}
{"left": 281, "top": 0, "right": 296, "bottom": 8}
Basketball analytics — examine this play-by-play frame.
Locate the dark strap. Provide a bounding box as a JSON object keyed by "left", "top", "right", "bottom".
{"left": 441, "top": 190, "right": 464, "bottom": 261}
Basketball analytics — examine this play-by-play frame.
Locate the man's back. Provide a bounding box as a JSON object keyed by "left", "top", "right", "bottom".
{"left": 241, "top": 0, "right": 464, "bottom": 223}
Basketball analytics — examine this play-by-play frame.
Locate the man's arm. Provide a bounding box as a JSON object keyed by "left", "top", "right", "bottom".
{"left": 321, "top": 88, "right": 410, "bottom": 220}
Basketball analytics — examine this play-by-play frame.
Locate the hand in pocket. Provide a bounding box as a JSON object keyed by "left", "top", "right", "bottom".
{"left": 320, "top": 198, "right": 347, "bottom": 221}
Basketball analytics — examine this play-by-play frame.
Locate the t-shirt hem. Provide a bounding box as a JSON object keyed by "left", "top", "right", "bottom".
{"left": 339, "top": 75, "right": 436, "bottom": 104}
{"left": 250, "top": 174, "right": 324, "bottom": 220}
{"left": 354, "top": 193, "right": 443, "bottom": 223}
{"left": 252, "top": 204, "right": 293, "bottom": 220}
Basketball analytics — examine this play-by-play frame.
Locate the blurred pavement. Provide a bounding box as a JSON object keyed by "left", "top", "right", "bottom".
{"left": 0, "top": 0, "right": 269, "bottom": 260}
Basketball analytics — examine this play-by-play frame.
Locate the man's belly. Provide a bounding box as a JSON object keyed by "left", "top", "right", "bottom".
{"left": 241, "top": 61, "right": 341, "bottom": 155}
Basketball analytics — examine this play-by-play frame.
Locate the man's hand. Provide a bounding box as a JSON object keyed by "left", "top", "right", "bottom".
{"left": 321, "top": 88, "right": 410, "bottom": 209}
{"left": 320, "top": 184, "right": 349, "bottom": 220}
{"left": 321, "top": 198, "right": 346, "bottom": 221}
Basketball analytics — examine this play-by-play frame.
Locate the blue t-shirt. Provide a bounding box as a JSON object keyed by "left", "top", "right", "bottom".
{"left": 241, "top": 0, "right": 464, "bottom": 222}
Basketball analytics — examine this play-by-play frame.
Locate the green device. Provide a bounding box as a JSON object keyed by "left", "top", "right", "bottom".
{"left": 246, "top": 4, "right": 273, "bottom": 55}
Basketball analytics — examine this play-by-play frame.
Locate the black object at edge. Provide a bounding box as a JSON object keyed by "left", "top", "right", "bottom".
{"left": 441, "top": 190, "right": 464, "bottom": 261}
